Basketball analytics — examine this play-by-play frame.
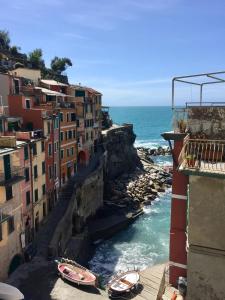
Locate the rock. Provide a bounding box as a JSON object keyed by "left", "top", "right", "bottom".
{"left": 151, "top": 189, "right": 158, "bottom": 195}
{"left": 165, "top": 177, "right": 172, "bottom": 185}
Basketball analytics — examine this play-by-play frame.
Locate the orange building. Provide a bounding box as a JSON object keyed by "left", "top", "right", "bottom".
{"left": 59, "top": 104, "right": 77, "bottom": 185}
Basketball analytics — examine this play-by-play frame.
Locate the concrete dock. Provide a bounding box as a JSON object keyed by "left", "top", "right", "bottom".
{"left": 10, "top": 260, "right": 166, "bottom": 300}
{"left": 50, "top": 263, "right": 166, "bottom": 300}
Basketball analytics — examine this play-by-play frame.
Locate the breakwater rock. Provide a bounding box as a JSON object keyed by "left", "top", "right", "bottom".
{"left": 102, "top": 124, "right": 142, "bottom": 179}
{"left": 137, "top": 146, "right": 171, "bottom": 163}
{"left": 105, "top": 163, "right": 172, "bottom": 209}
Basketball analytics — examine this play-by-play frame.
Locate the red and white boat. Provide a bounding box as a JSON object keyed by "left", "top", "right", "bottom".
{"left": 56, "top": 259, "right": 97, "bottom": 287}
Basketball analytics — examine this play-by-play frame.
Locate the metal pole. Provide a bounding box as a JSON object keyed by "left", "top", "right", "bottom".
{"left": 200, "top": 84, "right": 203, "bottom": 105}
{"left": 172, "top": 79, "right": 175, "bottom": 109}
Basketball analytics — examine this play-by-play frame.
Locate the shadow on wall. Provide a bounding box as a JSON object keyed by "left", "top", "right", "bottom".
{"left": 8, "top": 254, "right": 23, "bottom": 277}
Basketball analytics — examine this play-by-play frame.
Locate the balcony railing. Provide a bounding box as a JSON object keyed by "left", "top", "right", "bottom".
{"left": 178, "top": 137, "right": 225, "bottom": 175}
{"left": 0, "top": 167, "right": 25, "bottom": 186}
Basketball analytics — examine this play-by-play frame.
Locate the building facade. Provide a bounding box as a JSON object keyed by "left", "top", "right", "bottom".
{"left": 162, "top": 72, "right": 225, "bottom": 299}
{"left": 0, "top": 137, "right": 26, "bottom": 281}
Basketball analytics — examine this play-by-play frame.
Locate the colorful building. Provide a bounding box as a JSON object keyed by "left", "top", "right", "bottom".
{"left": 162, "top": 71, "right": 225, "bottom": 299}
{"left": 0, "top": 136, "right": 26, "bottom": 281}
{"left": 7, "top": 77, "right": 60, "bottom": 210}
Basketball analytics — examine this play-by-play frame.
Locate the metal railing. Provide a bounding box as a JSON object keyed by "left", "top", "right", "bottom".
{"left": 178, "top": 137, "right": 225, "bottom": 173}
{"left": 0, "top": 166, "right": 25, "bottom": 185}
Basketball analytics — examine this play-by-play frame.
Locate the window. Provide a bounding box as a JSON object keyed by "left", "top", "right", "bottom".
{"left": 32, "top": 143, "right": 37, "bottom": 156}
{"left": 6, "top": 186, "right": 13, "bottom": 201}
{"left": 42, "top": 161, "right": 45, "bottom": 174}
{"left": 49, "top": 166, "right": 53, "bottom": 179}
{"left": 47, "top": 122, "right": 51, "bottom": 134}
{"left": 60, "top": 132, "right": 64, "bottom": 141}
{"left": 25, "top": 99, "right": 30, "bottom": 109}
{"left": 0, "top": 223, "right": 2, "bottom": 241}
{"left": 60, "top": 112, "right": 64, "bottom": 122}
{"left": 24, "top": 145, "right": 29, "bottom": 160}
{"left": 67, "top": 149, "right": 70, "bottom": 157}
{"left": 73, "top": 130, "right": 76, "bottom": 139}
{"left": 75, "top": 90, "right": 85, "bottom": 97}
{"left": 54, "top": 118, "right": 59, "bottom": 129}
{"left": 68, "top": 130, "right": 72, "bottom": 139}
{"left": 76, "top": 120, "right": 80, "bottom": 127}
{"left": 71, "top": 113, "right": 76, "bottom": 121}
{"left": 41, "top": 141, "right": 45, "bottom": 152}
{"left": 54, "top": 163, "right": 57, "bottom": 177}
{"left": 8, "top": 216, "right": 14, "bottom": 234}
{"left": 65, "top": 131, "right": 68, "bottom": 140}
{"left": 48, "top": 144, "right": 52, "bottom": 156}
{"left": 26, "top": 191, "right": 31, "bottom": 206}
{"left": 0, "top": 119, "right": 3, "bottom": 132}
{"left": 25, "top": 168, "right": 29, "bottom": 182}
{"left": 71, "top": 147, "right": 74, "bottom": 156}
{"left": 42, "top": 184, "right": 46, "bottom": 196}
{"left": 34, "top": 189, "right": 38, "bottom": 202}
{"left": 86, "top": 132, "right": 89, "bottom": 141}
{"left": 61, "top": 149, "right": 64, "bottom": 159}
{"left": 34, "top": 165, "right": 38, "bottom": 179}
{"left": 67, "top": 113, "right": 70, "bottom": 122}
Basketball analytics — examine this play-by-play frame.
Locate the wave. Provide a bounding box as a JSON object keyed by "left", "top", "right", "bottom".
{"left": 134, "top": 139, "right": 167, "bottom": 148}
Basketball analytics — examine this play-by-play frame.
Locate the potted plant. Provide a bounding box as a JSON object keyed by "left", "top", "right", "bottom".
{"left": 177, "top": 119, "right": 187, "bottom": 133}
{"left": 186, "top": 154, "right": 196, "bottom": 168}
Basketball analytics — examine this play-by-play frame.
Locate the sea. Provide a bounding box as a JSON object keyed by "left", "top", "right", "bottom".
{"left": 89, "top": 106, "right": 172, "bottom": 281}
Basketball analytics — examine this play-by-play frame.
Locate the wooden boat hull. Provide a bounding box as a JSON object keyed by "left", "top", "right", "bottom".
{"left": 57, "top": 262, "right": 96, "bottom": 287}
{"left": 108, "top": 270, "right": 140, "bottom": 294}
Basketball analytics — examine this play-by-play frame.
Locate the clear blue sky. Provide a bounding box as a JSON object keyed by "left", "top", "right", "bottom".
{"left": 1, "top": 0, "right": 225, "bottom": 106}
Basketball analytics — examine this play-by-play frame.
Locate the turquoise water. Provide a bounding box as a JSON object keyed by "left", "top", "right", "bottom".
{"left": 89, "top": 107, "right": 172, "bottom": 279}
{"left": 110, "top": 106, "right": 172, "bottom": 148}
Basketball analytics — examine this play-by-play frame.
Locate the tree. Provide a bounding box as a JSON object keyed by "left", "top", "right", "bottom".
{"left": 10, "top": 45, "right": 21, "bottom": 55}
{"left": 50, "top": 56, "right": 72, "bottom": 74}
{"left": 28, "top": 48, "right": 45, "bottom": 69}
{"left": 0, "top": 30, "right": 10, "bottom": 50}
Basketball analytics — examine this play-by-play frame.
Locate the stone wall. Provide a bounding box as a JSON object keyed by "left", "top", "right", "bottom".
{"left": 187, "top": 106, "right": 225, "bottom": 139}
{"left": 187, "top": 175, "right": 225, "bottom": 300}
{"left": 72, "top": 159, "right": 104, "bottom": 234}
{"left": 48, "top": 158, "right": 104, "bottom": 258}
{"left": 103, "top": 124, "right": 141, "bottom": 179}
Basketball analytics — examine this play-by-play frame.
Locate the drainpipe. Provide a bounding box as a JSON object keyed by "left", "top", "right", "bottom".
{"left": 58, "top": 112, "right": 61, "bottom": 189}
{"left": 52, "top": 115, "right": 55, "bottom": 203}
{"left": 28, "top": 142, "right": 34, "bottom": 239}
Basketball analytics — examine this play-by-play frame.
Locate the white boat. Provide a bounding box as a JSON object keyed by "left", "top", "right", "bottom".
{"left": 108, "top": 270, "right": 140, "bottom": 295}
{"left": 0, "top": 283, "right": 24, "bottom": 300}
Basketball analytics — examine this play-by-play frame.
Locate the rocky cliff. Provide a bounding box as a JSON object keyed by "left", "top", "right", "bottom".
{"left": 103, "top": 124, "right": 141, "bottom": 179}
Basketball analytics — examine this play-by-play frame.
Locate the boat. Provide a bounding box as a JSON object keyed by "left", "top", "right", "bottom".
{"left": 55, "top": 258, "right": 97, "bottom": 287}
{"left": 0, "top": 282, "right": 24, "bottom": 300}
{"left": 108, "top": 270, "right": 140, "bottom": 297}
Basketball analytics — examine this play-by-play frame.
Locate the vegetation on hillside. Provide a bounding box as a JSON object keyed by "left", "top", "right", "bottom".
{"left": 0, "top": 29, "right": 73, "bottom": 83}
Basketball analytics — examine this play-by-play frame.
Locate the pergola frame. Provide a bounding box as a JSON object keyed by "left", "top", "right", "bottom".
{"left": 172, "top": 71, "right": 225, "bottom": 109}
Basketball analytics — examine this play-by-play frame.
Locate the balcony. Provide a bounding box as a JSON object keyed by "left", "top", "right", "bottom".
{"left": 57, "top": 101, "right": 75, "bottom": 109}
{"left": 178, "top": 136, "right": 225, "bottom": 176}
{"left": 0, "top": 167, "right": 25, "bottom": 186}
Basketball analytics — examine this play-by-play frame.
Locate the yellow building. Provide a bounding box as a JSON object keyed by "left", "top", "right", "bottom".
{"left": 0, "top": 137, "right": 26, "bottom": 281}
{"left": 29, "top": 138, "right": 47, "bottom": 233}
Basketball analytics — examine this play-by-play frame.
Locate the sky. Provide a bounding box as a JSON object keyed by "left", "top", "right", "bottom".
{"left": 1, "top": 0, "right": 225, "bottom": 106}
